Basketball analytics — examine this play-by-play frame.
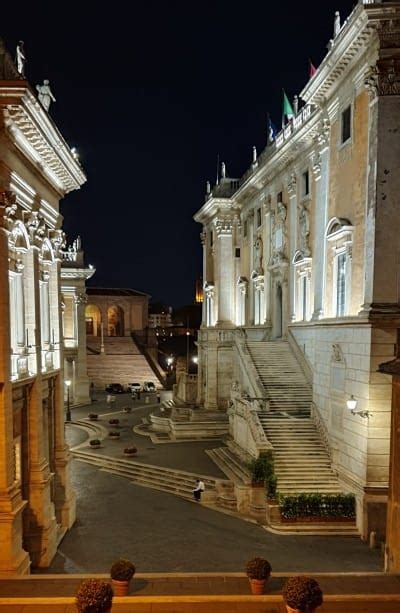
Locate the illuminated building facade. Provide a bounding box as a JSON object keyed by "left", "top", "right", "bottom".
{"left": 0, "top": 74, "right": 86, "bottom": 572}
{"left": 194, "top": 1, "right": 400, "bottom": 537}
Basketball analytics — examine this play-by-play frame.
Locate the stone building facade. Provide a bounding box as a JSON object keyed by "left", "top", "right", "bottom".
{"left": 0, "top": 77, "right": 86, "bottom": 572}
{"left": 61, "top": 236, "right": 95, "bottom": 405}
{"left": 85, "top": 287, "right": 149, "bottom": 339}
{"left": 194, "top": 1, "right": 400, "bottom": 536}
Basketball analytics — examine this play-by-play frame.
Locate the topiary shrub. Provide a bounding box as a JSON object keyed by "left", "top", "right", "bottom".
{"left": 283, "top": 576, "right": 323, "bottom": 611}
{"left": 76, "top": 578, "right": 113, "bottom": 613}
{"left": 110, "top": 558, "right": 136, "bottom": 581}
{"left": 245, "top": 557, "right": 272, "bottom": 580}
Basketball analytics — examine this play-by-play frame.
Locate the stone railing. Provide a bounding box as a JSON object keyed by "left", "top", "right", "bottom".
{"left": 229, "top": 396, "right": 272, "bottom": 458}
{"left": 234, "top": 329, "right": 266, "bottom": 401}
{"left": 311, "top": 402, "right": 333, "bottom": 462}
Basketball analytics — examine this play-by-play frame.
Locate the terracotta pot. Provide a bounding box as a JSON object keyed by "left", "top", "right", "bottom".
{"left": 248, "top": 578, "right": 266, "bottom": 595}
{"left": 111, "top": 578, "right": 130, "bottom": 596}
{"left": 286, "top": 606, "right": 317, "bottom": 613}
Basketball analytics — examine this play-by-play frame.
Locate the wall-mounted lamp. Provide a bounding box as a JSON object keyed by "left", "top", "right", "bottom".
{"left": 346, "top": 395, "right": 370, "bottom": 418}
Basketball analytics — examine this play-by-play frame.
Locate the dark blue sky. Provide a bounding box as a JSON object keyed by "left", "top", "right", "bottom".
{"left": 3, "top": 0, "right": 357, "bottom": 305}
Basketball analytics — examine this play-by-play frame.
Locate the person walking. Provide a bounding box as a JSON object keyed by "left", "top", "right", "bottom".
{"left": 193, "top": 479, "right": 205, "bottom": 502}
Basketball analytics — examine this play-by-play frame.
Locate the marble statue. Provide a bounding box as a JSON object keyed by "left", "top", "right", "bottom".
{"left": 299, "top": 205, "right": 310, "bottom": 254}
{"left": 254, "top": 235, "right": 263, "bottom": 273}
{"left": 16, "top": 41, "right": 26, "bottom": 77}
{"left": 334, "top": 11, "right": 341, "bottom": 37}
{"left": 0, "top": 38, "right": 20, "bottom": 79}
{"left": 36, "top": 80, "right": 56, "bottom": 111}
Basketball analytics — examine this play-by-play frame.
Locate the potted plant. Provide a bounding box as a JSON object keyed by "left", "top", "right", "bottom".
{"left": 110, "top": 558, "right": 136, "bottom": 596}
{"left": 109, "top": 430, "right": 120, "bottom": 439}
{"left": 282, "top": 576, "right": 323, "bottom": 613}
{"left": 245, "top": 557, "right": 272, "bottom": 595}
{"left": 89, "top": 439, "right": 101, "bottom": 449}
{"left": 248, "top": 457, "right": 268, "bottom": 487}
{"left": 88, "top": 413, "right": 98, "bottom": 420}
{"left": 124, "top": 446, "right": 137, "bottom": 456}
{"left": 76, "top": 578, "right": 113, "bottom": 613}
{"left": 109, "top": 418, "right": 120, "bottom": 426}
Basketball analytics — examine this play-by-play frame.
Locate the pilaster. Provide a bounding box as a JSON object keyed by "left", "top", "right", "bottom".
{"left": 312, "top": 120, "right": 330, "bottom": 320}
{"left": 22, "top": 246, "right": 57, "bottom": 568}
{"left": 0, "top": 195, "right": 30, "bottom": 574}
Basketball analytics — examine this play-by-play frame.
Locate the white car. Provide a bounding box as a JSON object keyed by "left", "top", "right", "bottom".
{"left": 128, "top": 382, "right": 142, "bottom": 393}
{"left": 143, "top": 381, "right": 156, "bottom": 393}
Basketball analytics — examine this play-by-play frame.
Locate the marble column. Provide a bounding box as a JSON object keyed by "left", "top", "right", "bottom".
{"left": 215, "top": 219, "right": 234, "bottom": 327}
{"left": 200, "top": 230, "right": 207, "bottom": 326}
{"left": 0, "top": 200, "right": 30, "bottom": 574}
{"left": 248, "top": 212, "right": 255, "bottom": 325}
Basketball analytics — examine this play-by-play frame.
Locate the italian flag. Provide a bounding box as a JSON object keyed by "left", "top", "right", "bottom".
{"left": 283, "top": 90, "right": 294, "bottom": 123}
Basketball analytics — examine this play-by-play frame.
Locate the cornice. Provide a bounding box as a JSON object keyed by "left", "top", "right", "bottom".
{"left": 0, "top": 83, "right": 86, "bottom": 195}
{"left": 193, "top": 195, "right": 235, "bottom": 225}
{"left": 60, "top": 266, "right": 95, "bottom": 280}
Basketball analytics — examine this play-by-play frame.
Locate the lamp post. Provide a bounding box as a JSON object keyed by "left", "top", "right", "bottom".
{"left": 186, "top": 330, "right": 190, "bottom": 374}
{"left": 65, "top": 379, "right": 72, "bottom": 422}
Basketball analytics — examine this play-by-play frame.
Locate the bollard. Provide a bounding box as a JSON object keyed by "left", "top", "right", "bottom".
{"left": 145, "top": 396, "right": 150, "bottom": 404}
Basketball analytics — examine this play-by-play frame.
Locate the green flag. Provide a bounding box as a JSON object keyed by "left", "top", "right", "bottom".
{"left": 283, "top": 90, "right": 294, "bottom": 121}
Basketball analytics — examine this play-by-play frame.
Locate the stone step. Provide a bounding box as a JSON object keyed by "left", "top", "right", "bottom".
{"left": 206, "top": 447, "right": 251, "bottom": 485}
{"left": 72, "top": 451, "right": 228, "bottom": 504}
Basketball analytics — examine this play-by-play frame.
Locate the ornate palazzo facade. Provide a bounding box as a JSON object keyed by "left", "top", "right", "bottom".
{"left": 194, "top": 1, "right": 400, "bottom": 535}
{"left": 0, "top": 82, "right": 86, "bottom": 572}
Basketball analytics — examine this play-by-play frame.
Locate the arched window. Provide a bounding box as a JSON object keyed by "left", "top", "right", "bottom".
{"left": 85, "top": 304, "right": 102, "bottom": 336}
{"left": 108, "top": 305, "right": 124, "bottom": 336}
{"left": 325, "top": 217, "right": 354, "bottom": 318}
{"left": 292, "top": 250, "right": 312, "bottom": 322}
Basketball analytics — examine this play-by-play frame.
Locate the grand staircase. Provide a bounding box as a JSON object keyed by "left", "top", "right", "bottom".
{"left": 246, "top": 340, "right": 341, "bottom": 495}
{"left": 87, "top": 335, "right": 161, "bottom": 389}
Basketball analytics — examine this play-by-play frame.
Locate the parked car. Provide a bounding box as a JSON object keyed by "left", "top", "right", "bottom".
{"left": 105, "top": 383, "right": 125, "bottom": 394}
{"left": 128, "top": 382, "right": 142, "bottom": 393}
{"left": 143, "top": 381, "right": 156, "bottom": 393}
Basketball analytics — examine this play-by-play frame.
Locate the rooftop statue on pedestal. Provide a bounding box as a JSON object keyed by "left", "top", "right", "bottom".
{"left": 15, "top": 41, "right": 26, "bottom": 77}
{"left": 0, "top": 38, "right": 21, "bottom": 80}
{"left": 36, "top": 79, "right": 56, "bottom": 111}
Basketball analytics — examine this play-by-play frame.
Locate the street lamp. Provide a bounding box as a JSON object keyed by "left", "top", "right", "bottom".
{"left": 346, "top": 394, "right": 370, "bottom": 418}
{"left": 186, "top": 330, "right": 190, "bottom": 373}
{"left": 65, "top": 379, "right": 72, "bottom": 422}
{"left": 192, "top": 356, "right": 198, "bottom": 364}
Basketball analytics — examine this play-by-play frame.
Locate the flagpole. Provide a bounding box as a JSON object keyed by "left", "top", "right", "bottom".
{"left": 282, "top": 89, "right": 285, "bottom": 129}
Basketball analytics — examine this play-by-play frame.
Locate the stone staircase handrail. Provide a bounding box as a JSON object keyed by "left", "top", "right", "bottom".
{"left": 233, "top": 330, "right": 265, "bottom": 401}
{"left": 311, "top": 402, "right": 333, "bottom": 463}
{"left": 234, "top": 397, "right": 273, "bottom": 455}
{"left": 287, "top": 327, "right": 313, "bottom": 385}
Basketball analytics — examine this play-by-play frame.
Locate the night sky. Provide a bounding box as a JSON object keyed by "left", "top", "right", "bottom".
{"left": 3, "top": 0, "right": 357, "bottom": 306}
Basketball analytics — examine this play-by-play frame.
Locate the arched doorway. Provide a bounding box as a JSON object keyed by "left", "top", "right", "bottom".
{"left": 108, "top": 305, "right": 124, "bottom": 336}
{"left": 85, "top": 304, "right": 102, "bottom": 336}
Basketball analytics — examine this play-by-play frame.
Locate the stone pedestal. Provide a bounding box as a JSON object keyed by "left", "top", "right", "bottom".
{"left": 249, "top": 485, "right": 267, "bottom": 523}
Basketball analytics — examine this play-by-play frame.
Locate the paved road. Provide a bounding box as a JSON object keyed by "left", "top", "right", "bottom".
{"left": 43, "top": 461, "right": 383, "bottom": 574}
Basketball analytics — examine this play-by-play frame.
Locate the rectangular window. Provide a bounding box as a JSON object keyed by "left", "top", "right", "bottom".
{"left": 235, "top": 248, "right": 241, "bottom": 258}
{"left": 302, "top": 171, "right": 309, "bottom": 197}
{"left": 336, "top": 253, "right": 346, "bottom": 317}
{"left": 341, "top": 105, "right": 351, "bottom": 144}
{"left": 210, "top": 231, "right": 213, "bottom": 247}
{"left": 257, "top": 208, "right": 261, "bottom": 227}
{"left": 277, "top": 191, "right": 283, "bottom": 203}
{"left": 302, "top": 276, "right": 307, "bottom": 320}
